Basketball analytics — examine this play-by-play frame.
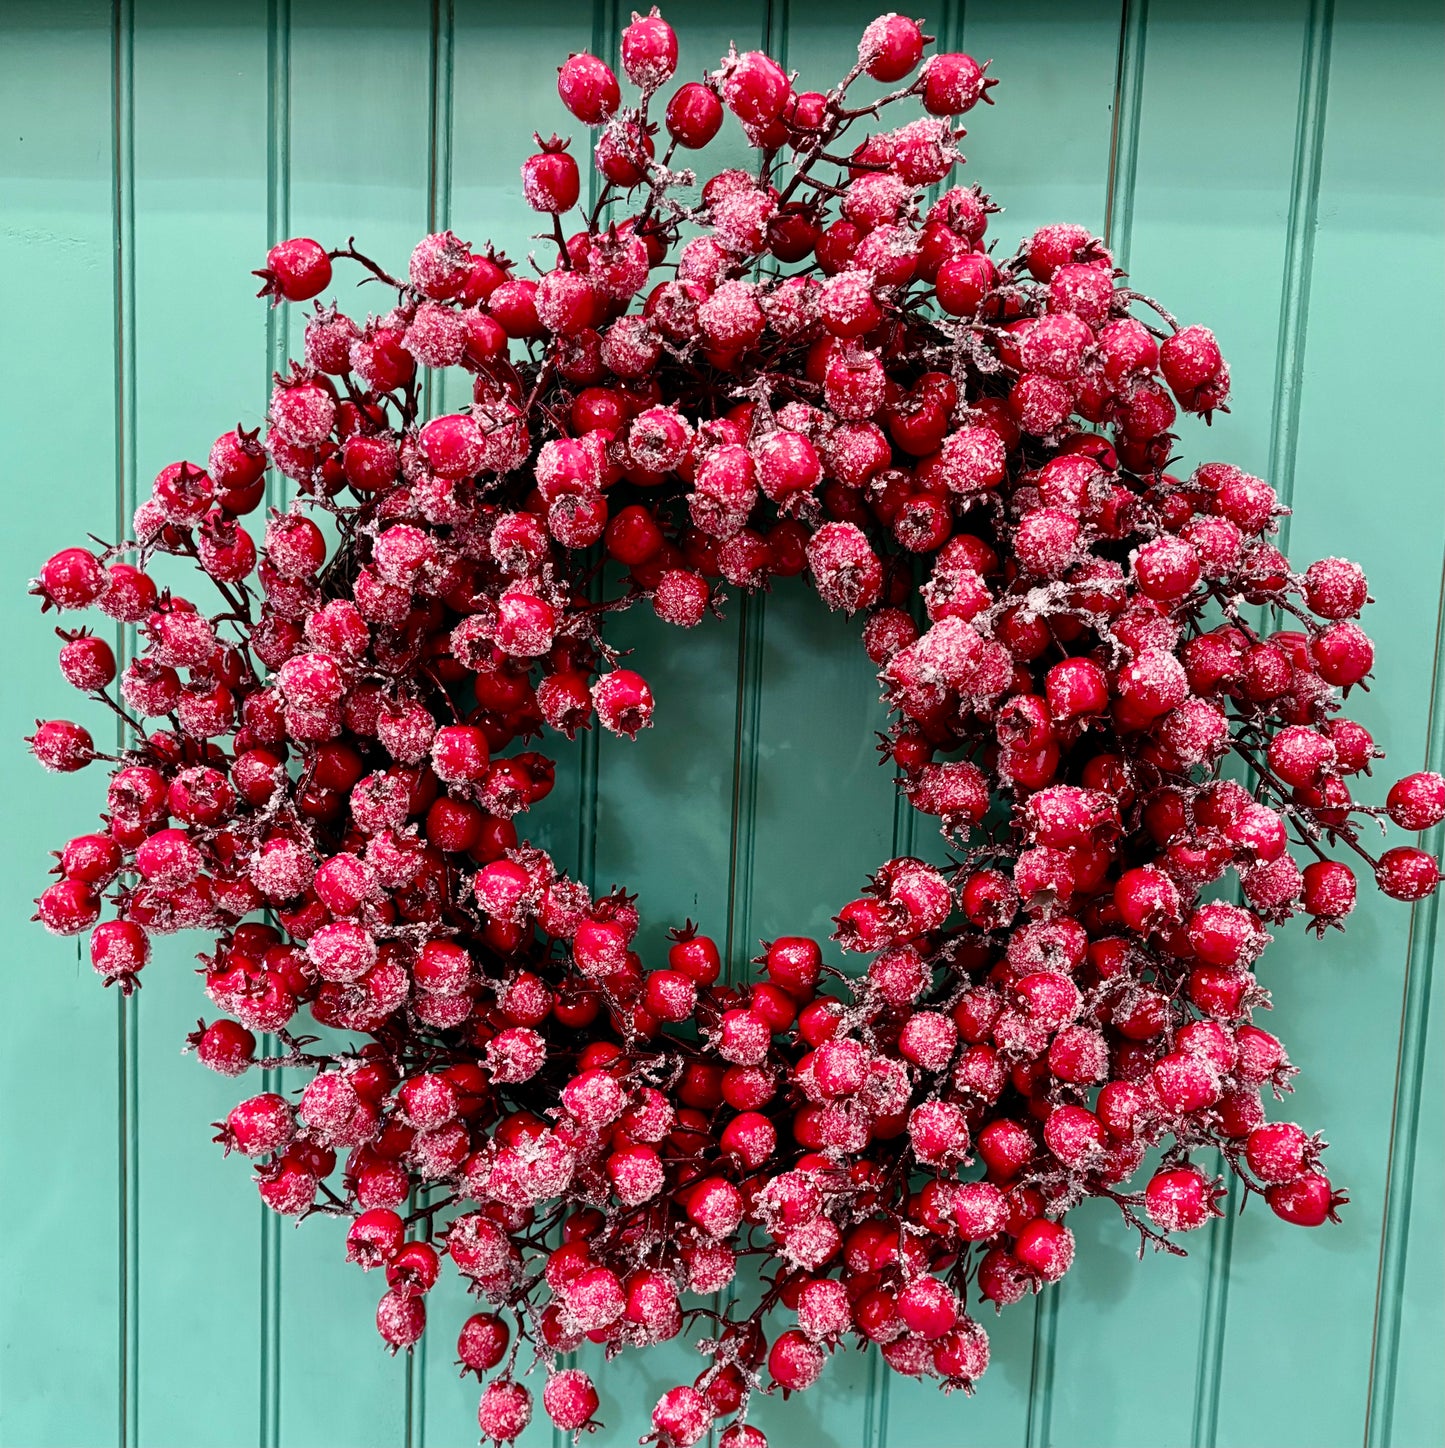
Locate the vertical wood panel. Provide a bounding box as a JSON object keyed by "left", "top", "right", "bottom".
{"left": 413, "top": 24, "right": 458, "bottom": 1448}
{"left": 1043, "top": 5, "right": 1317, "bottom": 1446}
{"left": 125, "top": 6, "right": 271, "bottom": 1443}
{"left": 115, "top": 6, "right": 141, "bottom": 1439}
{"left": 886, "top": 3, "right": 1126, "bottom": 1445}
{"left": 258, "top": 9, "right": 290, "bottom": 1440}
{"left": 271, "top": 4, "right": 434, "bottom": 1445}
{"left": 1212, "top": 3, "right": 1444, "bottom": 1444}
{"left": 1193, "top": 5, "right": 1334, "bottom": 1443}
{"left": 1369, "top": 577, "right": 1445, "bottom": 1448}
{"left": 0, "top": 5, "right": 125, "bottom": 1445}
{"left": 419, "top": 3, "right": 603, "bottom": 1442}
{"left": 579, "top": 1, "right": 776, "bottom": 1439}
{"left": 1360, "top": 14, "right": 1445, "bottom": 1439}
{"left": 742, "top": 0, "right": 907, "bottom": 1438}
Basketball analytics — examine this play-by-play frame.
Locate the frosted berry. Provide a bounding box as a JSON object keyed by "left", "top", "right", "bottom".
{"left": 922, "top": 53, "right": 993, "bottom": 115}
{"left": 652, "top": 1386, "right": 711, "bottom": 1446}
{"left": 592, "top": 669, "right": 653, "bottom": 737}
{"left": 621, "top": 11, "right": 678, "bottom": 90}
{"left": 29, "top": 719, "right": 94, "bottom": 772}
{"left": 1144, "top": 1167, "right": 1222, "bottom": 1232}
{"left": 457, "top": 1313, "right": 509, "bottom": 1376}
{"left": 543, "top": 1369, "right": 599, "bottom": 1432}
{"left": 558, "top": 53, "right": 620, "bottom": 124}
{"left": 1386, "top": 772, "right": 1445, "bottom": 832}
{"left": 1375, "top": 847, "right": 1440, "bottom": 902}
{"left": 258, "top": 237, "right": 332, "bottom": 303}
{"left": 522, "top": 136, "right": 582, "bottom": 213}
{"left": 192, "top": 1019, "right": 257, "bottom": 1076}
{"left": 36, "top": 548, "right": 107, "bottom": 610}
{"left": 1266, "top": 1173, "right": 1346, "bottom": 1227}
{"left": 860, "top": 14, "right": 926, "bottom": 81}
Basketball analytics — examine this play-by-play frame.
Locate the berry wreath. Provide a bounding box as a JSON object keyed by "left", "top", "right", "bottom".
{"left": 25, "top": 10, "right": 1444, "bottom": 1446}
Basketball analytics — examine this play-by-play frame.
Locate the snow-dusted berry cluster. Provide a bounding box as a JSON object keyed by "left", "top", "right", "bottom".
{"left": 27, "top": 10, "right": 1444, "bottom": 1446}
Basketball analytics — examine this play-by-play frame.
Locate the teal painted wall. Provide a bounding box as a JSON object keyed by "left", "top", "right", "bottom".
{"left": 1, "top": 1, "right": 1441, "bottom": 1445}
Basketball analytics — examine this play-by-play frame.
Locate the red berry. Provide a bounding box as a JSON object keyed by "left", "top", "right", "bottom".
{"left": 192, "top": 1019, "right": 256, "bottom": 1076}
{"left": 86, "top": 918, "right": 148, "bottom": 979}
{"left": 1160, "top": 325, "right": 1223, "bottom": 394}
{"left": 1387, "top": 772, "right": 1445, "bottom": 832}
{"left": 478, "top": 1380, "right": 531, "bottom": 1443}
{"left": 1266, "top": 1173, "right": 1346, "bottom": 1227}
{"left": 1301, "top": 860, "right": 1356, "bottom": 926}
{"left": 651, "top": 1385, "right": 710, "bottom": 1447}
{"left": 522, "top": 136, "right": 581, "bottom": 213}
{"left": 543, "top": 1369, "right": 599, "bottom": 1432}
{"left": 558, "top": 53, "right": 620, "bottom": 124}
{"left": 922, "top": 53, "right": 992, "bottom": 115}
{"left": 347, "top": 1208, "right": 406, "bottom": 1268}
{"left": 1309, "top": 621, "right": 1374, "bottom": 687}
{"left": 718, "top": 51, "right": 790, "bottom": 126}
{"left": 1302, "top": 557, "right": 1368, "bottom": 619}
{"left": 1144, "top": 1167, "right": 1221, "bottom": 1232}
{"left": 935, "top": 253, "right": 996, "bottom": 315}
{"left": 29, "top": 719, "right": 94, "bottom": 772}
{"left": 260, "top": 237, "right": 332, "bottom": 303}
{"left": 621, "top": 12, "right": 678, "bottom": 90}
{"left": 768, "top": 1328, "right": 826, "bottom": 1391}
{"left": 592, "top": 669, "right": 654, "bottom": 737}
{"left": 57, "top": 633, "right": 117, "bottom": 691}
{"left": 1374, "top": 847, "right": 1439, "bottom": 902}
{"left": 224, "top": 1093, "right": 296, "bottom": 1157}
{"left": 457, "top": 1312, "right": 509, "bottom": 1376}
{"left": 36, "top": 548, "right": 107, "bottom": 609}
{"left": 1014, "top": 1218, "right": 1074, "bottom": 1282}
{"left": 666, "top": 82, "right": 725, "bottom": 148}
{"left": 860, "top": 14, "right": 925, "bottom": 82}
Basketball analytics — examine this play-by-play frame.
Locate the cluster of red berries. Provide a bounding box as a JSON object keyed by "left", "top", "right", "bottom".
{"left": 28, "top": 10, "right": 1443, "bottom": 1445}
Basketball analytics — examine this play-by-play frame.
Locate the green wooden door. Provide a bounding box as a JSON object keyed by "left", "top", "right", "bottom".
{"left": 2, "top": 2, "right": 1441, "bottom": 1445}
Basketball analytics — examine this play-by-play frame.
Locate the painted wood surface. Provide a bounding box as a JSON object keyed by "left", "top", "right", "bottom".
{"left": 1, "top": 2, "right": 1441, "bottom": 1445}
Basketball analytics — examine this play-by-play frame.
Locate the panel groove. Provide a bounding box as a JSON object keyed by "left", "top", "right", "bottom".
{"left": 1365, "top": 556, "right": 1445, "bottom": 1448}
{"left": 1265, "top": 0, "right": 1335, "bottom": 539}
{"left": 587, "top": 0, "right": 622, "bottom": 215}
{"left": 576, "top": 0, "right": 619, "bottom": 911}
{"left": 263, "top": 0, "right": 293, "bottom": 485}
{"left": 716, "top": 10, "right": 779, "bottom": 1440}
{"left": 1024, "top": 1292, "right": 1060, "bottom": 1448}
{"left": 428, "top": 0, "right": 455, "bottom": 236}
{"left": 862, "top": 1331, "right": 893, "bottom": 1448}
{"left": 577, "top": 677, "right": 602, "bottom": 894}
{"left": 918, "top": 0, "right": 964, "bottom": 221}
{"left": 722, "top": 596, "right": 768, "bottom": 985}
{"left": 409, "top": 6, "right": 455, "bottom": 1433}
{"left": 564, "top": 11, "right": 617, "bottom": 1446}
{"left": 110, "top": 2, "right": 139, "bottom": 1443}
{"left": 863, "top": 784, "right": 920, "bottom": 1448}
{"left": 857, "top": 0, "right": 956, "bottom": 1402}
{"left": 721, "top": 0, "right": 782, "bottom": 996}
{"left": 1190, "top": 1168, "right": 1238, "bottom": 1448}
{"left": 1102, "top": 0, "right": 1147, "bottom": 270}
{"left": 420, "top": 0, "right": 455, "bottom": 438}
{"left": 1190, "top": 10, "right": 1333, "bottom": 1442}
{"left": 260, "top": 4, "right": 292, "bottom": 1443}
{"left": 769, "top": 0, "right": 791, "bottom": 69}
